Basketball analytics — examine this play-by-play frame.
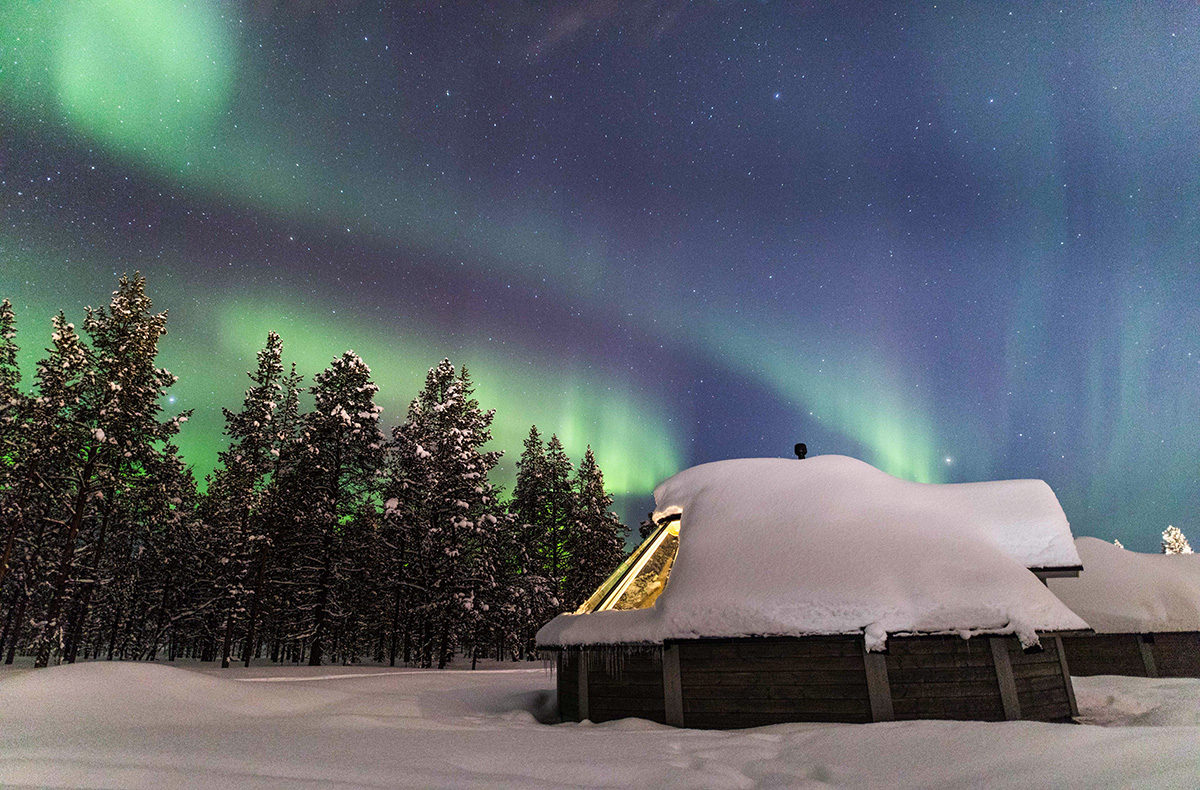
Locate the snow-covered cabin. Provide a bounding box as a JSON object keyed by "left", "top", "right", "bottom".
{"left": 538, "top": 455, "right": 1088, "bottom": 727}
{"left": 1049, "top": 537, "right": 1200, "bottom": 678}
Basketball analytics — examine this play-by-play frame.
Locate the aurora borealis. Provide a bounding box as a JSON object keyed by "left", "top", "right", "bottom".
{"left": 2, "top": 2, "right": 1198, "bottom": 550}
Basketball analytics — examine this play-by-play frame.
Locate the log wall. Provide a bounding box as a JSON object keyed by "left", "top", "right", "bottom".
{"left": 553, "top": 633, "right": 1077, "bottom": 727}
{"left": 884, "top": 636, "right": 1005, "bottom": 721}
{"left": 1061, "top": 632, "right": 1200, "bottom": 678}
{"left": 1149, "top": 632, "right": 1200, "bottom": 677}
{"left": 1005, "top": 636, "right": 1075, "bottom": 722}
{"left": 677, "top": 637, "right": 871, "bottom": 727}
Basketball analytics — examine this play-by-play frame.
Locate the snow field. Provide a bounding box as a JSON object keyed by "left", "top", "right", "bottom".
{"left": 2, "top": 662, "right": 1199, "bottom": 789}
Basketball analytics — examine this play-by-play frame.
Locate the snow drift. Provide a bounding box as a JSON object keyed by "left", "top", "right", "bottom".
{"left": 538, "top": 455, "right": 1087, "bottom": 648}
{"left": 1048, "top": 536, "right": 1200, "bottom": 633}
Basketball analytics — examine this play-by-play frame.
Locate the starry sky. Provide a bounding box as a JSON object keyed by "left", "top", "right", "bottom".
{"left": 2, "top": 1, "right": 1198, "bottom": 551}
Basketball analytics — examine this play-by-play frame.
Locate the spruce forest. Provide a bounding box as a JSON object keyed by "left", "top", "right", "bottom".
{"left": 0, "top": 275, "right": 629, "bottom": 669}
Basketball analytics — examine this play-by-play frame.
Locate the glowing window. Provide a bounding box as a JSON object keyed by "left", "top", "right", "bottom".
{"left": 575, "top": 512, "right": 681, "bottom": 614}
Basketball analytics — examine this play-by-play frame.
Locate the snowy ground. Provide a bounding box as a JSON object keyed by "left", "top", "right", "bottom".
{"left": 2, "top": 662, "right": 1199, "bottom": 789}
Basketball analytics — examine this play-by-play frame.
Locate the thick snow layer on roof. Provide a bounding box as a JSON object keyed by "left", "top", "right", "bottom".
{"left": 538, "top": 455, "right": 1087, "bottom": 648}
{"left": 1048, "top": 537, "right": 1200, "bottom": 633}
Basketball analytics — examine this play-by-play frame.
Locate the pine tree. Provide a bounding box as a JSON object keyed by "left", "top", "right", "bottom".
{"left": 386, "top": 360, "right": 506, "bottom": 668}
{"left": 511, "top": 427, "right": 547, "bottom": 536}
{"left": 204, "top": 332, "right": 287, "bottom": 667}
{"left": 294, "top": 351, "right": 383, "bottom": 666}
{"left": 1162, "top": 525, "right": 1194, "bottom": 555}
{"left": 542, "top": 435, "right": 574, "bottom": 603}
{"left": 30, "top": 274, "right": 191, "bottom": 667}
{"left": 0, "top": 299, "right": 28, "bottom": 591}
{"left": 562, "top": 447, "right": 628, "bottom": 609}
{"left": 240, "top": 361, "right": 305, "bottom": 666}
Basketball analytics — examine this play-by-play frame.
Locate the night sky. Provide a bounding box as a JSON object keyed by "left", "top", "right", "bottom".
{"left": 3, "top": 2, "right": 1198, "bottom": 551}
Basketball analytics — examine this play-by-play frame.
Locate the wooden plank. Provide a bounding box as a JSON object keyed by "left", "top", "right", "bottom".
{"left": 683, "top": 684, "right": 869, "bottom": 701}
{"left": 990, "top": 638, "right": 1022, "bottom": 721}
{"left": 1019, "top": 699, "right": 1073, "bottom": 721}
{"left": 884, "top": 666, "right": 999, "bottom": 684}
{"left": 887, "top": 638, "right": 993, "bottom": 656}
{"left": 1016, "top": 674, "right": 1071, "bottom": 694}
{"left": 681, "top": 655, "right": 867, "bottom": 672}
{"left": 1138, "top": 635, "right": 1158, "bottom": 678}
{"left": 892, "top": 697, "right": 1005, "bottom": 720}
{"left": 678, "top": 639, "right": 863, "bottom": 660}
{"left": 1149, "top": 632, "right": 1200, "bottom": 678}
{"left": 578, "top": 649, "right": 589, "bottom": 721}
{"left": 888, "top": 653, "right": 996, "bottom": 670}
{"left": 683, "top": 711, "right": 873, "bottom": 728}
{"left": 1053, "top": 636, "right": 1079, "bottom": 717}
{"left": 864, "top": 649, "right": 894, "bottom": 722}
{"left": 1007, "top": 650, "right": 1059, "bottom": 666}
{"left": 663, "top": 643, "right": 684, "bottom": 727}
{"left": 889, "top": 681, "right": 1006, "bottom": 699}
{"left": 589, "top": 671, "right": 664, "bottom": 686}
{"left": 1010, "top": 662, "right": 1067, "bottom": 680}
{"left": 588, "top": 683, "right": 664, "bottom": 698}
{"left": 682, "top": 698, "right": 872, "bottom": 715}
{"left": 1061, "top": 634, "right": 1147, "bottom": 677}
{"left": 681, "top": 669, "right": 868, "bottom": 686}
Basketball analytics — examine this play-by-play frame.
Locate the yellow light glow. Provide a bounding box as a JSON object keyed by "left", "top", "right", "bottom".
{"left": 574, "top": 511, "right": 682, "bottom": 614}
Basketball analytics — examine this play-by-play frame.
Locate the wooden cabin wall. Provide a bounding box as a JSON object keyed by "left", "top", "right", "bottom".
{"left": 586, "top": 650, "right": 666, "bottom": 724}
{"left": 556, "top": 651, "right": 581, "bottom": 721}
{"left": 551, "top": 633, "right": 1079, "bottom": 727}
{"left": 1147, "top": 632, "right": 1200, "bottom": 677}
{"left": 677, "top": 637, "right": 872, "bottom": 728}
{"left": 1060, "top": 634, "right": 1149, "bottom": 677}
{"left": 1061, "top": 632, "right": 1200, "bottom": 678}
{"left": 884, "top": 636, "right": 1005, "bottom": 721}
{"left": 1005, "top": 637, "right": 1074, "bottom": 722}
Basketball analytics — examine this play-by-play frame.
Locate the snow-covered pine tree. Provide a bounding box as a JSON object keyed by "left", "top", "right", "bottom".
{"left": 0, "top": 299, "right": 35, "bottom": 660}
{"left": 1112, "top": 538, "right": 1124, "bottom": 549}
{"left": 542, "top": 435, "right": 575, "bottom": 604}
{"left": 0, "top": 299, "right": 28, "bottom": 591}
{"left": 202, "top": 332, "right": 286, "bottom": 667}
{"left": 0, "top": 313, "right": 88, "bottom": 663}
{"left": 292, "top": 351, "right": 383, "bottom": 666}
{"left": 638, "top": 513, "right": 657, "bottom": 541}
{"left": 386, "top": 360, "right": 506, "bottom": 668}
{"left": 511, "top": 426, "right": 548, "bottom": 539}
{"left": 89, "top": 446, "right": 199, "bottom": 661}
{"left": 562, "top": 447, "right": 628, "bottom": 610}
{"left": 241, "top": 361, "right": 305, "bottom": 666}
{"left": 31, "top": 275, "right": 191, "bottom": 667}
{"left": 506, "top": 426, "right": 559, "bottom": 655}
{"left": 1161, "top": 525, "right": 1194, "bottom": 554}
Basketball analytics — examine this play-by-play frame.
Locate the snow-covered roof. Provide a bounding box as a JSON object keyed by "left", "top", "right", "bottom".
{"left": 1048, "top": 537, "right": 1200, "bottom": 633}
{"left": 537, "top": 455, "right": 1088, "bottom": 649}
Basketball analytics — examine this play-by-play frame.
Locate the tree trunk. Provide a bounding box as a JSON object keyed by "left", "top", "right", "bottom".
{"left": 36, "top": 452, "right": 97, "bottom": 668}
{"left": 220, "top": 605, "right": 236, "bottom": 669}
{"left": 388, "top": 586, "right": 401, "bottom": 667}
{"left": 0, "top": 458, "right": 39, "bottom": 593}
{"left": 64, "top": 487, "right": 113, "bottom": 664}
{"left": 4, "top": 595, "right": 27, "bottom": 664}
{"left": 241, "top": 544, "right": 270, "bottom": 667}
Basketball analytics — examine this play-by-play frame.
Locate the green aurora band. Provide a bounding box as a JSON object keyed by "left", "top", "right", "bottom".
{"left": 0, "top": 0, "right": 960, "bottom": 489}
